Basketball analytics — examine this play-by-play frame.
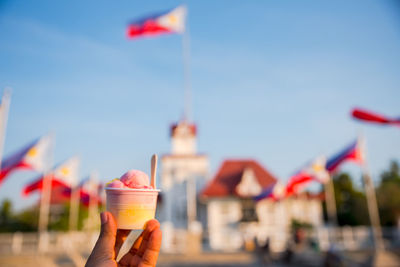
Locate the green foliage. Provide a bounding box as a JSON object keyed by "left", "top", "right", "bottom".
{"left": 291, "top": 219, "right": 313, "bottom": 230}
{"left": 323, "top": 160, "right": 400, "bottom": 227}
{"left": 330, "top": 173, "right": 369, "bottom": 226}
{"left": 13, "top": 207, "right": 39, "bottom": 231}
{"left": 48, "top": 204, "right": 93, "bottom": 231}
{"left": 0, "top": 199, "right": 37, "bottom": 232}
{"left": 48, "top": 204, "right": 70, "bottom": 231}
{"left": 0, "top": 199, "right": 102, "bottom": 232}
{"left": 0, "top": 199, "right": 12, "bottom": 223}
{"left": 376, "top": 161, "right": 400, "bottom": 226}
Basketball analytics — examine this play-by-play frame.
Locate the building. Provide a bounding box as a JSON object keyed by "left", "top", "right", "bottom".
{"left": 200, "top": 159, "right": 277, "bottom": 251}
{"left": 201, "top": 159, "right": 324, "bottom": 251}
{"left": 159, "top": 120, "right": 209, "bottom": 252}
{"left": 159, "top": 120, "right": 324, "bottom": 253}
{"left": 255, "top": 192, "right": 324, "bottom": 252}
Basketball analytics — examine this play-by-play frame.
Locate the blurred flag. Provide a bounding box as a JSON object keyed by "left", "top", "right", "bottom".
{"left": 326, "top": 138, "right": 364, "bottom": 173}
{"left": 22, "top": 156, "right": 79, "bottom": 196}
{"left": 127, "top": 5, "right": 187, "bottom": 39}
{"left": 254, "top": 183, "right": 275, "bottom": 201}
{"left": 80, "top": 177, "right": 103, "bottom": 206}
{"left": 285, "top": 156, "right": 329, "bottom": 197}
{"left": 0, "top": 135, "right": 52, "bottom": 186}
{"left": 254, "top": 182, "right": 285, "bottom": 201}
{"left": 63, "top": 176, "right": 103, "bottom": 206}
{"left": 352, "top": 108, "right": 400, "bottom": 127}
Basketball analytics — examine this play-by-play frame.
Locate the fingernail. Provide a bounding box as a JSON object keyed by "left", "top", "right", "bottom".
{"left": 100, "top": 212, "right": 108, "bottom": 224}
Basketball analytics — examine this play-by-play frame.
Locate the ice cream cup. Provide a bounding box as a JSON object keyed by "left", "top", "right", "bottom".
{"left": 105, "top": 187, "right": 160, "bottom": 229}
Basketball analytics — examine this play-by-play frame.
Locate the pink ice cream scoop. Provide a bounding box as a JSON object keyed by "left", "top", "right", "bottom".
{"left": 107, "top": 179, "right": 126, "bottom": 188}
{"left": 106, "top": 169, "right": 153, "bottom": 189}
{"left": 120, "top": 170, "right": 152, "bottom": 189}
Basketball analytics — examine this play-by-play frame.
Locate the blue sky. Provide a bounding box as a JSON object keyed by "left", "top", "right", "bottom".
{"left": 0, "top": 0, "right": 399, "bottom": 209}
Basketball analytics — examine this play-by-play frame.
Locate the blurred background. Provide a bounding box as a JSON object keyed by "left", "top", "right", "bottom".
{"left": 0, "top": 0, "right": 400, "bottom": 266}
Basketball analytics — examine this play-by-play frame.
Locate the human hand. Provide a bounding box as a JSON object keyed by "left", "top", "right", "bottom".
{"left": 85, "top": 212, "right": 162, "bottom": 267}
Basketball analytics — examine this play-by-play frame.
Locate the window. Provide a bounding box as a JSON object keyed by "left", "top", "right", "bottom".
{"left": 241, "top": 198, "right": 258, "bottom": 222}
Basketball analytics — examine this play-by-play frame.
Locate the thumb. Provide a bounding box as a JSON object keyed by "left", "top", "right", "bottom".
{"left": 88, "top": 212, "right": 118, "bottom": 262}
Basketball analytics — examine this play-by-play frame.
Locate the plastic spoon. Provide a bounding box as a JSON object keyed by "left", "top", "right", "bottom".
{"left": 151, "top": 154, "right": 158, "bottom": 189}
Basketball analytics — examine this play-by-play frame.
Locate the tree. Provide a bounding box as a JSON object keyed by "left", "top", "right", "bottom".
{"left": 48, "top": 203, "right": 90, "bottom": 231}
{"left": 0, "top": 199, "right": 37, "bottom": 232}
{"left": 330, "top": 173, "right": 369, "bottom": 226}
{"left": 376, "top": 161, "right": 400, "bottom": 226}
{"left": 0, "top": 199, "right": 12, "bottom": 226}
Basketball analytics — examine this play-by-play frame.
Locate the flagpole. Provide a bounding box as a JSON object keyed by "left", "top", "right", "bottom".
{"left": 39, "top": 172, "right": 52, "bottom": 232}
{"left": 181, "top": 10, "right": 198, "bottom": 226}
{"left": 87, "top": 171, "right": 99, "bottom": 231}
{"left": 38, "top": 134, "right": 55, "bottom": 252}
{"left": 182, "top": 11, "right": 196, "bottom": 227}
{"left": 360, "top": 136, "right": 384, "bottom": 250}
{"left": 362, "top": 162, "right": 384, "bottom": 250}
{"left": 324, "top": 175, "right": 338, "bottom": 226}
{"left": 69, "top": 160, "right": 80, "bottom": 232}
{"left": 0, "top": 88, "right": 11, "bottom": 172}
{"left": 69, "top": 184, "right": 80, "bottom": 231}
{"left": 182, "top": 6, "right": 191, "bottom": 122}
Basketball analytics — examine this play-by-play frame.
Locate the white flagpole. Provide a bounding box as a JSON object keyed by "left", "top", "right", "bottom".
{"left": 87, "top": 171, "right": 99, "bottom": 231}
{"left": 181, "top": 7, "right": 197, "bottom": 227}
{"left": 69, "top": 160, "right": 80, "bottom": 232}
{"left": 182, "top": 6, "right": 192, "bottom": 122}
{"left": 38, "top": 135, "right": 54, "bottom": 232}
{"left": 362, "top": 166, "right": 384, "bottom": 250}
{"left": 38, "top": 134, "right": 55, "bottom": 237}
{"left": 362, "top": 164, "right": 384, "bottom": 250}
{"left": 0, "top": 88, "right": 11, "bottom": 171}
{"left": 69, "top": 185, "right": 80, "bottom": 231}
{"left": 360, "top": 136, "right": 384, "bottom": 250}
{"left": 39, "top": 172, "right": 52, "bottom": 232}
{"left": 324, "top": 175, "right": 338, "bottom": 227}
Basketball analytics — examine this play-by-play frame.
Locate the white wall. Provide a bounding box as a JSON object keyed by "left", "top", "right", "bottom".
{"left": 206, "top": 197, "right": 323, "bottom": 251}
{"left": 207, "top": 199, "right": 243, "bottom": 250}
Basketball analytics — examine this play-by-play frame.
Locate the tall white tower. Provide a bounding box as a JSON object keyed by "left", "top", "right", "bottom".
{"left": 160, "top": 120, "right": 209, "bottom": 251}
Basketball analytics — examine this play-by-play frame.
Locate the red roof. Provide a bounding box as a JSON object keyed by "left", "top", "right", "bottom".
{"left": 201, "top": 159, "right": 278, "bottom": 198}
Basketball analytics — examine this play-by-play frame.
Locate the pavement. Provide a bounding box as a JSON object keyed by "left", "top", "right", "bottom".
{"left": 0, "top": 251, "right": 320, "bottom": 267}
{"left": 1, "top": 249, "right": 400, "bottom": 267}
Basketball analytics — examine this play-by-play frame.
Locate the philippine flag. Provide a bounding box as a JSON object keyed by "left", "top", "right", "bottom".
{"left": 0, "top": 135, "right": 52, "bottom": 186}
{"left": 80, "top": 177, "right": 103, "bottom": 206}
{"left": 326, "top": 138, "right": 364, "bottom": 173}
{"left": 127, "top": 5, "right": 187, "bottom": 39}
{"left": 63, "top": 176, "right": 103, "bottom": 206}
{"left": 285, "top": 156, "right": 329, "bottom": 197}
{"left": 22, "top": 156, "right": 79, "bottom": 196}
{"left": 352, "top": 108, "right": 400, "bottom": 127}
{"left": 254, "top": 182, "right": 285, "bottom": 202}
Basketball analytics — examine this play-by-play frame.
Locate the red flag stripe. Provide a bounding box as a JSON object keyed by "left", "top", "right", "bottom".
{"left": 0, "top": 161, "right": 33, "bottom": 186}
{"left": 352, "top": 108, "right": 400, "bottom": 125}
{"left": 62, "top": 188, "right": 103, "bottom": 206}
{"left": 22, "top": 175, "right": 70, "bottom": 196}
{"left": 285, "top": 173, "right": 314, "bottom": 197}
{"left": 127, "top": 21, "right": 171, "bottom": 38}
